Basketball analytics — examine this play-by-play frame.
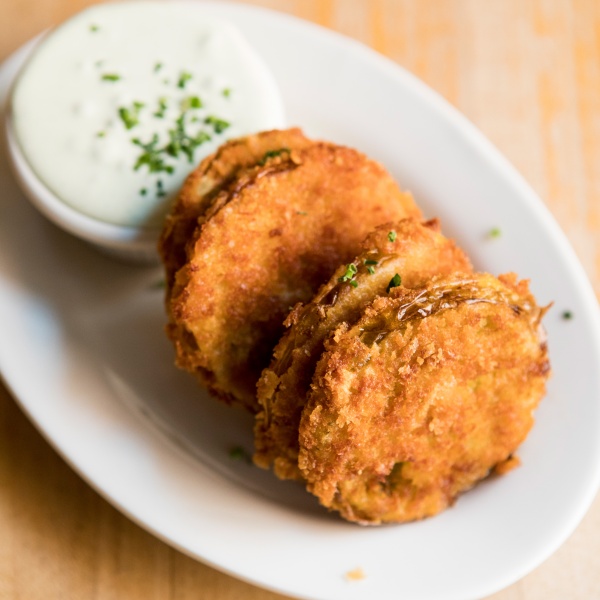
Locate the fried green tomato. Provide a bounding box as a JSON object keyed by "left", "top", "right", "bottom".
{"left": 159, "top": 128, "right": 313, "bottom": 296}
{"left": 298, "top": 272, "right": 550, "bottom": 524}
{"left": 166, "top": 142, "right": 421, "bottom": 412}
{"left": 255, "top": 218, "right": 472, "bottom": 479}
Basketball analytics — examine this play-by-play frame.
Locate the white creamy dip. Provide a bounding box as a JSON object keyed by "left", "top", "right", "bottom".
{"left": 11, "top": 2, "right": 285, "bottom": 228}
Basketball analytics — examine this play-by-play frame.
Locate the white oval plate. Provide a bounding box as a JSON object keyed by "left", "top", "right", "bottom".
{"left": 1, "top": 3, "right": 600, "bottom": 600}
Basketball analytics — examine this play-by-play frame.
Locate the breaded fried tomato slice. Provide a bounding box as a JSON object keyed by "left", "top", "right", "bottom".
{"left": 298, "top": 272, "right": 550, "bottom": 524}
{"left": 166, "top": 141, "right": 421, "bottom": 412}
{"left": 255, "top": 218, "right": 472, "bottom": 479}
{"left": 159, "top": 128, "right": 313, "bottom": 294}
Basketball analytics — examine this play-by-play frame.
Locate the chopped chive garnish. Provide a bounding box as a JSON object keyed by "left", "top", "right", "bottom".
{"left": 154, "top": 62, "right": 163, "bottom": 72}
{"left": 156, "top": 179, "right": 166, "bottom": 197}
{"left": 118, "top": 102, "right": 144, "bottom": 130}
{"left": 132, "top": 135, "right": 174, "bottom": 175}
{"left": 364, "top": 259, "right": 378, "bottom": 265}
{"left": 258, "top": 147, "right": 291, "bottom": 166}
{"left": 339, "top": 263, "right": 358, "bottom": 285}
{"left": 139, "top": 188, "right": 147, "bottom": 196}
{"left": 153, "top": 97, "right": 168, "bottom": 119}
{"left": 489, "top": 227, "right": 502, "bottom": 239}
{"left": 181, "top": 95, "right": 202, "bottom": 111}
{"left": 177, "top": 71, "right": 192, "bottom": 88}
{"left": 204, "top": 115, "right": 230, "bottom": 134}
{"left": 101, "top": 73, "right": 121, "bottom": 82}
{"left": 96, "top": 131, "right": 106, "bottom": 138}
{"left": 388, "top": 230, "right": 397, "bottom": 242}
{"left": 89, "top": 24, "right": 100, "bottom": 32}
{"left": 367, "top": 266, "right": 376, "bottom": 275}
{"left": 386, "top": 273, "right": 402, "bottom": 293}
{"left": 229, "top": 445, "right": 252, "bottom": 463}
{"left": 349, "top": 280, "right": 359, "bottom": 288}
{"left": 222, "top": 88, "right": 231, "bottom": 98}
{"left": 562, "top": 310, "right": 573, "bottom": 320}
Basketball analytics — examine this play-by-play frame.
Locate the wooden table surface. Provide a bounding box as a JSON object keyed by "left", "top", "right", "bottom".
{"left": 1, "top": 0, "right": 600, "bottom": 598}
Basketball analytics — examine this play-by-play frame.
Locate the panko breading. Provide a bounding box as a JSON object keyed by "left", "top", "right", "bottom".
{"left": 165, "top": 140, "right": 421, "bottom": 412}
{"left": 255, "top": 218, "right": 472, "bottom": 479}
{"left": 159, "top": 128, "right": 313, "bottom": 294}
{"left": 298, "top": 273, "right": 550, "bottom": 524}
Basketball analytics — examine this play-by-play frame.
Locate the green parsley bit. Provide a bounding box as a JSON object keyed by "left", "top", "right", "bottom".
{"left": 338, "top": 263, "right": 358, "bottom": 284}
{"left": 562, "top": 310, "right": 573, "bottom": 320}
{"left": 118, "top": 101, "right": 144, "bottom": 130}
{"left": 89, "top": 24, "right": 100, "bottom": 32}
{"left": 132, "top": 135, "right": 175, "bottom": 175}
{"left": 156, "top": 179, "right": 166, "bottom": 197}
{"left": 386, "top": 273, "right": 402, "bottom": 293}
{"left": 388, "top": 230, "right": 397, "bottom": 243}
{"left": 489, "top": 227, "right": 502, "bottom": 239}
{"left": 96, "top": 131, "right": 106, "bottom": 138}
{"left": 364, "top": 259, "right": 378, "bottom": 265}
{"left": 258, "top": 147, "right": 291, "bottom": 166}
{"left": 204, "top": 115, "right": 230, "bottom": 134}
{"left": 101, "top": 73, "right": 121, "bottom": 82}
{"left": 153, "top": 97, "right": 168, "bottom": 119}
{"left": 222, "top": 87, "right": 231, "bottom": 98}
{"left": 177, "top": 70, "right": 192, "bottom": 89}
{"left": 154, "top": 62, "right": 163, "bottom": 73}
{"left": 228, "top": 445, "right": 252, "bottom": 464}
{"left": 367, "top": 266, "right": 376, "bottom": 275}
{"left": 181, "top": 95, "right": 202, "bottom": 111}
{"left": 139, "top": 188, "right": 147, "bottom": 196}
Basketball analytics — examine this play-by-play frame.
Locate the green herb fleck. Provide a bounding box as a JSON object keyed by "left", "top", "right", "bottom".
{"left": 132, "top": 135, "right": 175, "bottom": 174}
{"left": 89, "top": 24, "right": 99, "bottom": 32}
{"left": 150, "top": 279, "right": 166, "bottom": 290}
{"left": 339, "top": 263, "right": 358, "bottom": 285}
{"left": 166, "top": 113, "right": 211, "bottom": 163}
{"left": 349, "top": 280, "right": 359, "bottom": 288}
{"left": 181, "top": 95, "right": 202, "bottom": 111}
{"left": 101, "top": 73, "right": 121, "bottom": 82}
{"left": 153, "top": 97, "right": 168, "bottom": 119}
{"left": 156, "top": 179, "right": 166, "bottom": 197}
{"left": 562, "top": 310, "right": 573, "bottom": 320}
{"left": 489, "top": 227, "right": 502, "bottom": 239}
{"left": 96, "top": 131, "right": 106, "bottom": 138}
{"left": 364, "top": 259, "right": 378, "bottom": 266}
{"left": 154, "top": 62, "right": 163, "bottom": 73}
{"left": 177, "top": 70, "right": 192, "bottom": 89}
{"left": 118, "top": 101, "right": 145, "bottom": 130}
{"left": 139, "top": 188, "right": 147, "bottom": 196}
{"left": 204, "top": 115, "right": 230, "bottom": 134}
{"left": 229, "top": 445, "right": 252, "bottom": 464}
{"left": 95, "top": 60, "right": 103, "bottom": 68}
{"left": 388, "top": 230, "right": 397, "bottom": 243}
{"left": 222, "top": 87, "right": 231, "bottom": 98}
{"left": 367, "top": 266, "right": 376, "bottom": 275}
{"left": 386, "top": 273, "right": 402, "bottom": 293}
{"left": 258, "top": 147, "right": 290, "bottom": 166}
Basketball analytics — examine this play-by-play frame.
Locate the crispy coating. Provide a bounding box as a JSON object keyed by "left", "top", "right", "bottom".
{"left": 165, "top": 139, "right": 421, "bottom": 411}
{"left": 298, "top": 273, "right": 550, "bottom": 524}
{"left": 255, "top": 218, "right": 472, "bottom": 479}
{"left": 159, "top": 128, "right": 313, "bottom": 296}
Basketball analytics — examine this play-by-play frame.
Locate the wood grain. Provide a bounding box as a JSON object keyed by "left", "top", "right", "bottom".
{"left": 1, "top": 1, "right": 599, "bottom": 598}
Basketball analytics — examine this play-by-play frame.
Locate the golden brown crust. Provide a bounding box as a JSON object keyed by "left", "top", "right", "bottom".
{"left": 298, "top": 272, "right": 550, "bottom": 524}
{"left": 254, "top": 218, "right": 472, "bottom": 478}
{"left": 164, "top": 136, "right": 421, "bottom": 411}
{"left": 159, "top": 128, "right": 313, "bottom": 295}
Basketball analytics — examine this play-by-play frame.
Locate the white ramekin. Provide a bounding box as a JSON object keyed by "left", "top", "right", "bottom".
{"left": 5, "top": 112, "right": 162, "bottom": 264}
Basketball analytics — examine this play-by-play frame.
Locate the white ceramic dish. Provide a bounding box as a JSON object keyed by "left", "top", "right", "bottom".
{"left": 1, "top": 3, "right": 599, "bottom": 600}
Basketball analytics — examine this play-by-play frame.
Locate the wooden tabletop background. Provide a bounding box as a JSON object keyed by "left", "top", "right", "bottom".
{"left": 1, "top": 0, "right": 600, "bottom": 598}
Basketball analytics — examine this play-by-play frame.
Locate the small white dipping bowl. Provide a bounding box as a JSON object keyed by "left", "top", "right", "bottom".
{"left": 5, "top": 112, "right": 161, "bottom": 264}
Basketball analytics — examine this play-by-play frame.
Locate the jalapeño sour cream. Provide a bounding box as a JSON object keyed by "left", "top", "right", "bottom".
{"left": 10, "top": 2, "right": 285, "bottom": 228}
